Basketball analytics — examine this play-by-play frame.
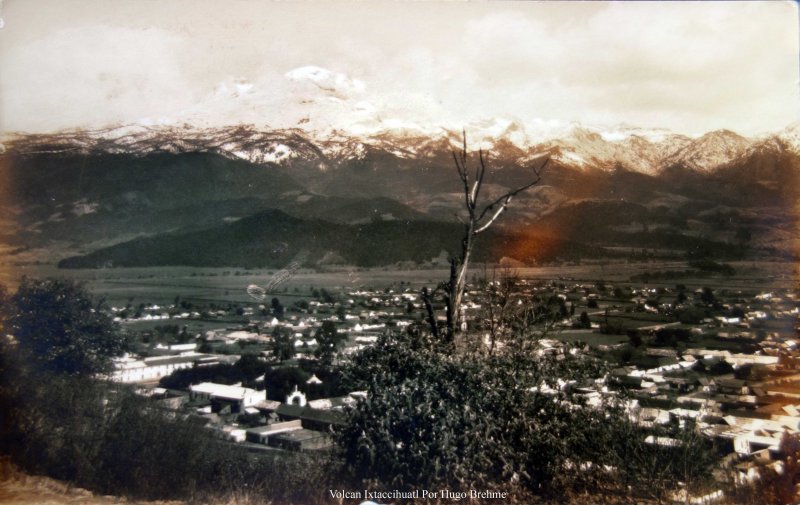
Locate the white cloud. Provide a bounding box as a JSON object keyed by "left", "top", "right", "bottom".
{"left": 0, "top": 1, "right": 796, "bottom": 135}
{"left": 0, "top": 25, "right": 199, "bottom": 132}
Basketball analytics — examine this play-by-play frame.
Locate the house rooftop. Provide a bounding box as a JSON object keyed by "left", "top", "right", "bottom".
{"left": 190, "top": 382, "right": 257, "bottom": 401}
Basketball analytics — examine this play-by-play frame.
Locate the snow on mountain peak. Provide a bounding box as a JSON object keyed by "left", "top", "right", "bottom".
{"left": 285, "top": 65, "right": 366, "bottom": 94}
{"left": 597, "top": 124, "right": 681, "bottom": 143}
{"left": 285, "top": 65, "right": 333, "bottom": 82}
{"left": 776, "top": 123, "right": 800, "bottom": 153}
{"left": 664, "top": 129, "right": 751, "bottom": 172}
{"left": 5, "top": 109, "right": 795, "bottom": 178}
{"left": 213, "top": 78, "right": 255, "bottom": 98}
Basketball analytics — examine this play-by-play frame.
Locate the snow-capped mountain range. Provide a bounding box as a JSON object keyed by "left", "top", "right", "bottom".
{"left": 2, "top": 92, "right": 798, "bottom": 269}
{"left": 3, "top": 61, "right": 798, "bottom": 176}
{"left": 5, "top": 120, "right": 800, "bottom": 177}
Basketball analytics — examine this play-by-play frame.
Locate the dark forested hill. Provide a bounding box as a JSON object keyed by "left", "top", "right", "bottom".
{"left": 3, "top": 125, "right": 798, "bottom": 268}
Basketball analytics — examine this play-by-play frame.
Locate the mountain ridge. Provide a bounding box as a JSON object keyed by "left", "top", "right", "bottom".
{"left": 1, "top": 121, "right": 798, "bottom": 268}
{"left": 5, "top": 122, "right": 798, "bottom": 177}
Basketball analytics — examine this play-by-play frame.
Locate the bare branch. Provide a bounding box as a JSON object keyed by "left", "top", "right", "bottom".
{"left": 475, "top": 149, "right": 483, "bottom": 185}
{"left": 531, "top": 156, "right": 549, "bottom": 179}
{"left": 453, "top": 150, "right": 472, "bottom": 213}
{"left": 469, "top": 149, "right": 485, "bottom": 208}
{"left": 474, "top": 194, "right": 514, "bottom": 234}
{"left": 452, "top": 150, "right": 466, "bottom": 183}
{"left": 474, "top": 177, "right": 537, "bottom": 230}
{"left": 461, "top": 129, "right": 467, "bottom": 165}
{"left": 475, "top": 158, "right": 549, "bottom": 227}
{"left": 453, "top": 130, "right": 486, "bottom": 215}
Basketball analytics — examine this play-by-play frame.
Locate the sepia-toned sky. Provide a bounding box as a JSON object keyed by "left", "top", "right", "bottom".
{"left": 0, "top": 0, "right": 797, "bottom": 135}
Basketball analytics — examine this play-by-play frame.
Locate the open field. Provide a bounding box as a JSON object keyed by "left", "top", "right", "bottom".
{"left": 549, "top": 329, "right": 628, "bottom": 346}
{"left": 120, "top": 319, "right": 243, "bottom": 340}
{"left": 8, "top": 260, "right": 797, "bottom": 306}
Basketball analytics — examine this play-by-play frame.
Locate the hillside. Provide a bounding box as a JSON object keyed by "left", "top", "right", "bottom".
{"left": 0, "top": 461, "right": 183, "bottom": 505}
{"left": 58, "top": 202, "right": 754, "bottom": 269}
{"left": 2, "top": 123, "right": 798, "bottom": 268}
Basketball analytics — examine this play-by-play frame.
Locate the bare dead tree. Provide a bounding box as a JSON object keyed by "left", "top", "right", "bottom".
{"left": 424, "top": 131, "right": 548, "bottom": 345}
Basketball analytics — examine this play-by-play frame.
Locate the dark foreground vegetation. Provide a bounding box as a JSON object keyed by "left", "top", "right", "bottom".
{"left": 0, "top": 279, "right": 341, "bottom": 504}
{"left": 0, "top": 277, "right": 797, "bottom": 504}
{"left": 334, "top": 325, "right": 738, "bottom": 504}
{"left": 0, "top": 372, "right": 340, "bottom": 504}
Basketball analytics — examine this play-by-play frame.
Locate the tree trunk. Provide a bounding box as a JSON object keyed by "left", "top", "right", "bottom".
{"left": 446, "top": 224, "right": 474, "bottom": 343}
{"left": 425, "top": 131, "right": 546, "bottom": 346}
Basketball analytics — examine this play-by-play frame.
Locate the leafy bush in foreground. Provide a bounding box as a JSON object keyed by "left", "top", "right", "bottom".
{"left": 336, "top": 332, "right": 615, "bottom": 498}
{"left": 335, "top": 330, "right": 724, "bottom": 503}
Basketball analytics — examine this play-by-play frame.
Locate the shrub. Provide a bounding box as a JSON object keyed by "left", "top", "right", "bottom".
{"left": 336, "top": 332, "right": 612, "bottom": 498}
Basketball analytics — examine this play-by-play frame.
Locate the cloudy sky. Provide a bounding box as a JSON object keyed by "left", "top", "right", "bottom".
{"left": 0, "top": 0, "right": 797, "bottom": 136}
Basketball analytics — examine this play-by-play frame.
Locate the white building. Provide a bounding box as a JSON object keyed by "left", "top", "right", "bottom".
{"left": 112, "top": 353, "right": 218, "bottom": 383}
{"left": 189, "top": 382, "right": 264, "bottom": 412}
